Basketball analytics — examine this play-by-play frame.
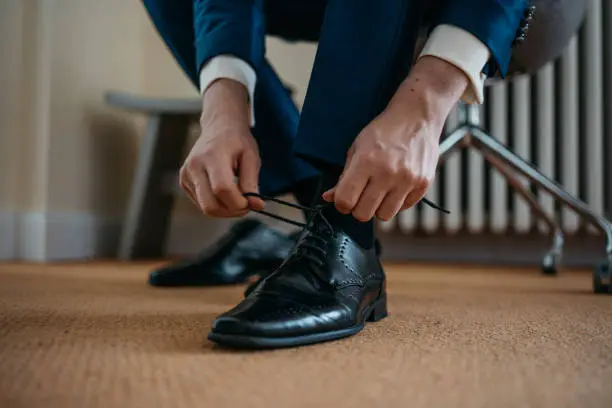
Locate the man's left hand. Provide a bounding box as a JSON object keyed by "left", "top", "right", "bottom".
{"left": 323, "top": 56, "right": 469, "bottom": 222}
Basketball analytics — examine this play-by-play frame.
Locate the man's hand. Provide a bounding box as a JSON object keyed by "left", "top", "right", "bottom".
{"left": 179, "top": 79, "right": 264, "bottom": 217}
{"left": 323, "top": 56, "right": 469, "bottom": 222}
{"left": 323, "top": 105, "right": 442, "bottom": 222}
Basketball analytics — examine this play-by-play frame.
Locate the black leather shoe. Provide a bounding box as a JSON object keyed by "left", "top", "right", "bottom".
{"left": 208, "top": 197, "right": 387, "bottom": 349}
{"left": 148, "top": 219, "right": 296, "bottom": 287}
{"left": 242, "top": 237, "right": 382, "bottom": 297}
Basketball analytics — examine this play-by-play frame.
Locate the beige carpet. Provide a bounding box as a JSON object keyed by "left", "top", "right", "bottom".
{"left": 0, "top": 262, "right": 611, "bottom": 408}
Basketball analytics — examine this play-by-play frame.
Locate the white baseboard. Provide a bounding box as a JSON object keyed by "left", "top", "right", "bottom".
{"left": 0, "top": 211, "right": 17, "bottom": 260}
{"left": 19, "top": 212, "right": 121, "bottom": 261}
{"left": 1, "top": 210, "right": 237, "bottom": 261}
{"left": 0, "top": 206, "right": 300, "bottom": 262}
{"left": 1, "top": 211, "right": 121, "bottom": 262}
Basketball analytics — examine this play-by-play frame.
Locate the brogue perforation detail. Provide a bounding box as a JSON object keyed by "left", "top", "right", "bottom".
{"left": 254, "top": 306, "right": 306, "bottom": 321}
{"left": 334, "top": 278, "right": 365, "bottom": 289}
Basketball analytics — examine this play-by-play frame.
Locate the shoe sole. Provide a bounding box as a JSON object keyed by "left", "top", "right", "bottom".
{"left": 207, "top": 295, "right": 388, "bottom": 350}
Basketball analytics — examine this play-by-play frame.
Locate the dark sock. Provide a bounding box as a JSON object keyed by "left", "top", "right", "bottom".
{"left": 291, "top": 176, "right": 322, "bottom": 208}
{"left": 318, "top": 168, "right": 375, "bottom": 250}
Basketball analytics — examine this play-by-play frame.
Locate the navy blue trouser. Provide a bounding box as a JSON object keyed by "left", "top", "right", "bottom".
{"left": 143, "top": 0, "right": 423, "bottom": 196}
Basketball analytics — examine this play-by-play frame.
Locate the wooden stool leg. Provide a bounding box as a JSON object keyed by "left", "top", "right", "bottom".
{"left": 119, "top": 114, "right": 191, "bottom": 260}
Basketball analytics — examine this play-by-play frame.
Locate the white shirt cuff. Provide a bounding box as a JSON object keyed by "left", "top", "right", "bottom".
{"left": 418, "top": 24, "right": 491, "bottom": 104}
{"left": 199, "top": 55, "right": 257, "bottom": 127}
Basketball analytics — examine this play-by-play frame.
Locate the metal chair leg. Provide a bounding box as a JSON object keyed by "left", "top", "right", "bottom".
{"left": 469, "top": 127, "right": 612, "bottom": 293}
{"left": 438, "top": 125, "right": 469, "bottom": 163}
{"left": 470, "top": 127, "right": 612, "bottom": 253}
{"left": 437, "top": 125, "right": 565, "bottom": 275}
{"left": 478, "top": 147, "right": 564, "bottom": 275}
{"left": 440, "top": 103, "right": 611, "bottom": 292}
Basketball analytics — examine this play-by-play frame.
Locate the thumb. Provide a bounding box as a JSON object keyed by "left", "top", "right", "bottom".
{"left": 238, "top": 150, "right": 265, "bottom": 211}
{"left": 322, "top": 187, "right": 335, "bottom": 202}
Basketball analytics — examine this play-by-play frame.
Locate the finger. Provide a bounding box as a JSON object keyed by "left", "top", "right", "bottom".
{"left": 238, "top": 150, "right": 265, "bottom": 211}
{"left": 179, "top": 172, "right": 195, "bottom": 201}
{"left": 183, "top": 182, "right": 200, "bottom": 209}
{"left": 322, "top": 188, "right": 335, "bottom": 202}
{"left": 195, "top": 171, "right": 247, "bottom": 218}
{"left": 324, "top": 149, "right": 356, "bottom": 204}
{"left": 179, "top": 169, "right": 200, "bottom": 208}
{"left": 188, "top": 179, "right": 247, "bottom": 217}
{"left": 333, "top": 163, "right": 370, "bottom": 214}
{"left": 206, "top": 156, "right": 248, "bottom": 211}
{"left": 401, "top": 184, "right": 428, "bottom": 211}
{"left": 192, "top": 170, "right": 221, "bottom": 214}
{"left": 351, "top": 180, "right": 389, "bottom": 222}
{"left": 376, "top": 188, "right": 409, "bottom": 221}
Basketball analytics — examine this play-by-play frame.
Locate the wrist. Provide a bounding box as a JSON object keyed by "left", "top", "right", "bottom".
{"left": 201, "top": 78, "right": 251, "bottom": 127}
{"left": 390, "top": 56, "right": 468, "bottom": 124}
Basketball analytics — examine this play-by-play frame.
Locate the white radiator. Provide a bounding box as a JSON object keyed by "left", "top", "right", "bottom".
{"left": 382, "top": 1, "right": 612, "bottom": 236}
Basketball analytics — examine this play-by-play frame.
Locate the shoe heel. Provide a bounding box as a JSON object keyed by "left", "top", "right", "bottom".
{"left": 366, "top": 296, "right": 388, "bottom": 322}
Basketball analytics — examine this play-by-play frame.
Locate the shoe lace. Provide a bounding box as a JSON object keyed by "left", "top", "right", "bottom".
{"left": 244, "top": 193, "right": 331, "bottom": 269}
{"left": 243, "top": 193, "right": 448, "bottom": 271}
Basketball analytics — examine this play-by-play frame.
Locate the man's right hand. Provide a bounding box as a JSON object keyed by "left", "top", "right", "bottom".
{"left": 179, "top": 79, "right": 265, "bottom": 217}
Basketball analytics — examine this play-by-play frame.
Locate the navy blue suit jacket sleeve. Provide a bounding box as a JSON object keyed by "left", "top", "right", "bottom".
{"left": 193, "top": 0, "right": 265, "bottom": 74}
{"left": 433, "top": 0, "right": 529, "bottom": 76}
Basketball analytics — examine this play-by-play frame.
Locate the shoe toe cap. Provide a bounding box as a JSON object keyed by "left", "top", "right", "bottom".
{"left": 210, "top": 294, "right": 347, "bottom": 338}
{"left": 210, "top": 295, "right": 293, "bottom": 337}
{"left": 211, "top": 315, "right": 255, "bottom": 336}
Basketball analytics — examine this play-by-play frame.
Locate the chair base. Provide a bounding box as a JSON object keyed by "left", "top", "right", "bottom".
{"left": 438, "top": 120, "right": 612, "bottom": 294}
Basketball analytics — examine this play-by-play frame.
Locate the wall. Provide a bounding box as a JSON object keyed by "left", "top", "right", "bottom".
{"left": 0, "top": 0, "right": 317, "bottom": 261}
{"left": 0, "top": 0, "right": 24, "bottom": 258}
